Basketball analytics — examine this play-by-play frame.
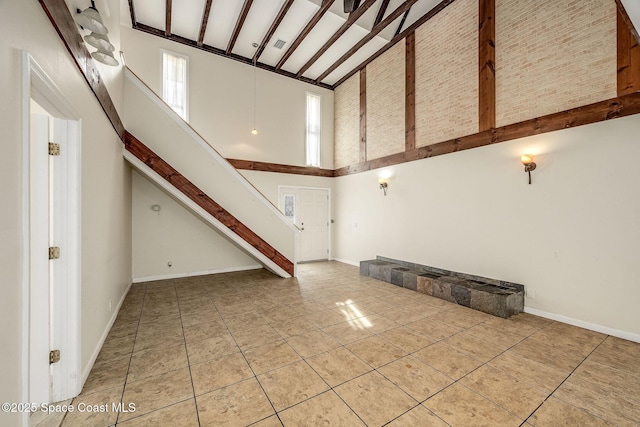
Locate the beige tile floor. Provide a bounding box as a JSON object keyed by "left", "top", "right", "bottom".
{"left": 46, "top": 261, "right": 640, "bottom": 426}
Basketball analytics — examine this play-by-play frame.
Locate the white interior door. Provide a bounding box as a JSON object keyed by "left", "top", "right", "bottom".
{"left": 279, "top": 187, "right": 329, "bottom": 262}
{"left": 300, "top": 189, "right": 329, "bottom": 261}
{"left": 29, "top": 113, "right": 51, "bottom": 404}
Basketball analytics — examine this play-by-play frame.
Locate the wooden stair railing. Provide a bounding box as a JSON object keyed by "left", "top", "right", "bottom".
{"left": 125, "top": 131, "right": 295, "bottom": 276}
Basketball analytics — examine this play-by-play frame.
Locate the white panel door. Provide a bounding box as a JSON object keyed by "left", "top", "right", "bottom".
{"left": 299, "top": 189, "right": 329, "bottom": 261}
{"left": 29, "top": 114, "right": 51, "bottom": 404}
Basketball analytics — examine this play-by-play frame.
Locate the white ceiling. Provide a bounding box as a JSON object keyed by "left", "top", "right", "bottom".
{"left": 123, "top": 0, "right": 447, "bottom": 87}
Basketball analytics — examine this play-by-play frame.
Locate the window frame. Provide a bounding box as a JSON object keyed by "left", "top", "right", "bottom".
{"left": 305, "top": 91, "right": 322, "bottom": 167}
{"left": 160, "top": 49, "right": 189, "bottom": 121}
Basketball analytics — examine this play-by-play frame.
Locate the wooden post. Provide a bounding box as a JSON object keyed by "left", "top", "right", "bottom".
{"left": 617, "top": 2, "right": 640, "bottom": 96}
{"left": 405, "top": 32, "right": 416, "bottom": 151}
{"left": 360, "top": 68, "right": 367, "bottom": 162}
{"left": 479, "top": 0, "right": 496, "bottom": 131}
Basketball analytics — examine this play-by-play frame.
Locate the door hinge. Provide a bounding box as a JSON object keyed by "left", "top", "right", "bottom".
{"left": 48, "top": 142, "right": 60, "bottom": 156}
{"left": 49, "top": 246, "right": 60, "bottom": 260}
{"left": 49, "top": 349, "right": 60, "bottom": 364}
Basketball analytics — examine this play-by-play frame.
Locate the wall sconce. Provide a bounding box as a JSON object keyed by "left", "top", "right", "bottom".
{"left": 521, "top": 154, "right": 537, "bottom": 184}
{"left": 378, "top": 178, "right": 388, "bottom": 196}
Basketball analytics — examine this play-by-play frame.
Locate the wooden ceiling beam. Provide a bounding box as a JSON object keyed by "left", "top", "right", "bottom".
{"left": 165, "top": 0, "right": 172, "bottom": 36}
{"left": 198, "top": 0, "right": 213, "bottom": 47}
{"left": 134, "top": 23, "right": 333, "bottom": 90}
{"left": 128, "top": 0, "right": 136, "bottom": 27}
{"left": 374, "top": 0, "right": 390, "bottom": 26}
{"left": 297, "top": 0, "right": 377, "bottom": 78}
{"left": 395, "top": 8, "right": 411, "bottom": 36}
{"left": 616, "top": 0, "right": 640, "bottom": 45}
{"left": 331, "top": 0, "right": 455, "bottom": 88}
{"left": 253, "top": 0, "right": 295, "bottom": 62}
{"left": 275, "top": 0, "right": 336, "bottom": 70}
{"left": 227, "top": 0, "right": 254, "bottom": 55}
{"left": 316, "top": 0, "right": 419, "bottom": 83}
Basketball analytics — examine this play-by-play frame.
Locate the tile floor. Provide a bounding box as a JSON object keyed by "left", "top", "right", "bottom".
{"left": 43, "top": 261, "right": 640, "bottom": 426}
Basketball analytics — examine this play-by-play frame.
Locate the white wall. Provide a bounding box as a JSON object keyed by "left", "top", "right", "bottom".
{"left": 333, "top": 115, "right": 640, "bottom": 338}
{"left": 132, "top": 171, "right": 259, "bottom": 280}
{"left": 0, "top": 1, "right": 130, "bottom": 422}
{"left": 120, "top": 26, "right": 335, "bottom": 168}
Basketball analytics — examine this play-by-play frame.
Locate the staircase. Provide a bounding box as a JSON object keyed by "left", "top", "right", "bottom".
{"left": 123, "top": 68, "right": 298, "bottom": 277}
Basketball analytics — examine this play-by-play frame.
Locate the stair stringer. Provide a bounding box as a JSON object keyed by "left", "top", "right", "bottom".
{"left": 125, "top": 149, "right": 295, "bottom": 278}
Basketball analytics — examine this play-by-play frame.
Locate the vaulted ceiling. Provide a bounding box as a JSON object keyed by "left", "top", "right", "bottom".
{"left": 126, "top": 0, "right": 452, "bottom": 89}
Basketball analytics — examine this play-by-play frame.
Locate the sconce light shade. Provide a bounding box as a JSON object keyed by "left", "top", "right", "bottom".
{"left": 378, "top": 178, "right": 388, "bottom": 196}
{"left": 91, "top": 48, "right": 119, "bottom": 66}
{"left": 74, "top": 5, "right": 108, "bottom": 35}
{"left": 521, "top": 154, "right": 534, "bottom": 165}
{"left": 84, "top": 32, "right": 114, "bottom": 52}
{"left": 521, "top": 154, "right": 537, "bottom": 184}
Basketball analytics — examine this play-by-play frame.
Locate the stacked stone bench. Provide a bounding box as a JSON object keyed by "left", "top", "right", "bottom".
{"left": 360, "top": 256, "right": 524, "bottom": 319}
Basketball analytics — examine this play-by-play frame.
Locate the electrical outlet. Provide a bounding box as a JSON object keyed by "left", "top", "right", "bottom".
{"left": 109, "top": 300, "right": 113, "bottom": 312}
{"left": 525, "top": 288, "right": 536, "bottom": 299}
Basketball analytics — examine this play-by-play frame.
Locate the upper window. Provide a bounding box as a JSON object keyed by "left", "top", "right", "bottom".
{"left": 305, "top": 92, "right": 321, "bottom": 167}
{"left": 161, "top": 50, "right": 188, "bottom": 121}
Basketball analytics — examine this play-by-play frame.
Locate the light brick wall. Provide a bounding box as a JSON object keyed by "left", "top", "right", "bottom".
{"left": 334, "top": 73, "right": 361, "bottom": 169}
{"left": 415, "top": 0, "right": 479, "bottom": 148}
{"left": 496, "top": 0, "right": 617, "bottom": 127}
{"left": 366, "top": 41, "right": 406, "bottom": 160}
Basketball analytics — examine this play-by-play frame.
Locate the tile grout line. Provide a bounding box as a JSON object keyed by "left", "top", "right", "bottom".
{"left": 175, "top": 281, "right": 205, "bottom": 427}
{"left": 113, "top": 280, "right": 148, "bottom": 426}
{"left": 520, "top": 335, "right": 611, "bottom": 426}
{"left": 211, "top": 293, "right": 285, "bottom": 427}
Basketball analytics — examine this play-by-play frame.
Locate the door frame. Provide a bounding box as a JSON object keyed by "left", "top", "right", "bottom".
{"left": 278, "top": 185, "right": 332, "bottom": 262}
{"left": 21, "top": 52, "right": 82, "bottom": 419}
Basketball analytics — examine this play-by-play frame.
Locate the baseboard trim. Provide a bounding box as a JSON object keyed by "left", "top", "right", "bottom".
{"left": 81, "top": 280, "right": 133, "bottom": 386}
{"left": 524, "top": 307, "right": 640, "bottom": 344}
{"left": 132, "top": 265, "right": 263, "bottom": 283}
{"left": 331, "top": 257, "right": 359, "bottom": 267}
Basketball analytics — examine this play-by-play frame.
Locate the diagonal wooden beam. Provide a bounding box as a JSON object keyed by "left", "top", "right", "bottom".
{"left": 128, "top": 0, "right": 137, "bottom": 27}
{"left": 374, "top": 0, "right": 390, "bottom": 26}
{"left": 275, "top": 0, "right": 336, "bottom": 70}
{"left": 253, "top": 0, "right": 295, "bottom": 62}
{"left": 348, "top": 0, "right": 361, "bottom": 17}
{"left": 125, "top": 132, "right": 295, "bottom": 276}
{"left": 297, "top": 0, "right": 377, "bottom": 77}
{"left": 316, "top": 0, "right": 419, "bottom": 83}
{"left": 395, "top": 8, "right": 410, "bottom": 36}
{"left": 198, "top": 0, "right": 213, "bottom": 46}
{"left": 227, "top": 0, "right": 253, "bottom": 54}
{"left": 165, "top": 0, "right": 172, "bottom": 36}
{"left": 331, "top": 0, "right": 455, "bottom": 88}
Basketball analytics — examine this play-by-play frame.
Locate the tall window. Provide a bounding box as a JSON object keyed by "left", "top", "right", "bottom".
{"left": 162, "top": 50, "right": 188, "bottom": 120}
{"left": 306, "top": 92, "right": 321, "bottom": 167}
